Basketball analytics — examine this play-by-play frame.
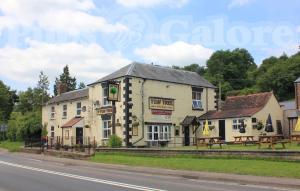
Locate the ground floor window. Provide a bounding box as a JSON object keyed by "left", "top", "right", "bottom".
{"left": 103, "top": 120, "right": 111, "bottom": 139}
{"left": 232, "top": 118, "right": 244, "bottom": 130}
{"left": 147, "top": 125, "right": 171, "bottom": 141}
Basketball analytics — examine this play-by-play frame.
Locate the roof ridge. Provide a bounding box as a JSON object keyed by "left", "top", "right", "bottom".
{"left": 59, "top": 88, "right": 88, "bottom": 95}
{"left": 126, "top": 62, "right": 136, "bottom": 76}
{"left": 227, "top": 92, "right": 272, "bottom": 99}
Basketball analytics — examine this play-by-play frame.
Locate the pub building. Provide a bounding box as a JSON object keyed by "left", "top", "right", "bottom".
{"left": 43, "top": 62, "right": 217, "bottom": 147}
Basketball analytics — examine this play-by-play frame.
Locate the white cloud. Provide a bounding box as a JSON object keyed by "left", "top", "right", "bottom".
{"left": 0, "top": 0, "right": 128, "bottom": 35}
{"left": 228, "top": 0, "right": 254, "bottom": 9}
{"left": 116, "top": 0, "right": 189, "bottom": 8}
{"left": 0, "top": 40, "right": 131, "bottom": 88}
{"left": 134, "top": 41, "right": 214, "bottom": 67}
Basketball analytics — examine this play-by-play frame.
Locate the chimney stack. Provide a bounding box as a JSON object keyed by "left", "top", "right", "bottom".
{"left": 295, "top": 77, "right": 300, "bottom": 112}
{"left": 56, "top": 81, "right": 67, "bottom": 95}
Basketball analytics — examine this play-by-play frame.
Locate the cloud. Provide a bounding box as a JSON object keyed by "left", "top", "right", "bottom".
{"left": 134, "top": 41, "right": 214, "bottom": 67}
{"left": 116, "top": 0, "right": 189, "bottom": 8}
{"left": 228, "top": 0, "right": 254, "bottom": 9}
{"left": 0, "top": 0, "right": 128, "bottom": 35}
{"left": 0, "top": 40, "right": 131, "bottom": 88}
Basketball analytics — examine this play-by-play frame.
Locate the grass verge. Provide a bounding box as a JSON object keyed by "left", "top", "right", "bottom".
{"left": 0, "top": 141, "right": 23, "bottom": 152}
{"left": 90, "top": 152, "right": 300, "bottom": 179}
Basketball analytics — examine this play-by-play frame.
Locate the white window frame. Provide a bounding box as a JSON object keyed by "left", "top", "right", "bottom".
{"left": 102, "top": 120, "right": 112, "bottom": 139}
{"left": 62, "top": 104, "right": 67, "bottom": 119}
{"left": 192, "top": 91, "right": 202, "bottom": 109}
{"left": 232, "top": 118, "right": 244, "bottom": 130}
{"left": 102, "top": 87, "right": 111, "bottom": 106}
{"left": 76, "top": 102, "right": 82, "bottom": 116}
{"left": 147, "top": 125, "right": 171, "bottom": 141}
{"left": 50, "top": 106, "right": 55, "bottom": 119}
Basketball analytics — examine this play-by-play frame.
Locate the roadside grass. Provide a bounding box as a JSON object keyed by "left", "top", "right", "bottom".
{"left": 90, "top": 152, "right": 300, "bottom": 179}
{"left": 166, "top": 143, "right": 300, "bottom": 151}
{"left": 0, "top": 141, "right": 23, "bottom": 152}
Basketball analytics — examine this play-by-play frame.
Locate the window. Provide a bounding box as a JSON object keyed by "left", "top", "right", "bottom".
{"left": 147, "top": 125, "right": 171, "bottom": 141}
{"left": 50, "top": 106, "right": 55, "bottom": 119}
{"left": 103, "top": 87, "right": 111, "bottom": 106}
{"left": 252, "top": 118, "right": 257, "bottom": 128}
{"left": 62, "top": 105, "right": 67, "bottom": 119}
{"left": 76, "top": 102, "right": 81, "bottom": 116}
{"left": 51, "top": 126, "right": 54, "bottom": 138}
{"left": 103, "top": 120, "right": 112, "bottom": 139}
{"left": 65, "top": 130, "right": 69, "bottom": 140}
{"left": 192, "top": 90, "right": 202, "bottom": 109}
{"left": 51, "top": 126, "right": 54, "bottom": 131}
{"left": 232, "top": 119, "right": 244, "bottom": 130}
{"left": 51, "top": 132, "right": 54, "bottom": 138}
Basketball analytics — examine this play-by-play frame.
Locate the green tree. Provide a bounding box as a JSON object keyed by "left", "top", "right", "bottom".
{"left": 78, "top": 82, "right": 86, "bottom": 89}
{"left": 172, "top": 63, "right": 206, "bottom": 76}
{"left": 0, "top": 81, "right": 15, "bottom": 122}
{"left": 53, "top": 65, "right": 77, "bottom": 95}
{"left": 205, "top": 48, "right": 257, "bottom": 98}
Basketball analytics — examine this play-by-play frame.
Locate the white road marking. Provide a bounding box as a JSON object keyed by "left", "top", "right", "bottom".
{"left": 0, "top": 160, "right": 166, "bottom": 191}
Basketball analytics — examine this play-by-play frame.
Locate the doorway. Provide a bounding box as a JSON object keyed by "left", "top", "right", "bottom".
{"left": 184, "top": 126, "right": 190, "bottom": 146}
{"left": 218, "top": 120, "right": 225, "bottom": 141}
{"left": 76, "top": 127, "right": 83, "bottom": 144}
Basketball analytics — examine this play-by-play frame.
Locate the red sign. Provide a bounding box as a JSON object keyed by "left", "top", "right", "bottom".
{"left": 151, "top": 109, "right": 172, "bottom": 115}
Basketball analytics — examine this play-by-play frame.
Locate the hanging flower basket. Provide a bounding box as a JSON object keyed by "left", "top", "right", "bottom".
{"left": 209, "top": 125, "right": 215, "bottom": 130}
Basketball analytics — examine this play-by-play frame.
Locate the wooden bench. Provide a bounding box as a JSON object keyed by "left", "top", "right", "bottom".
{"left": 197, "top": 137, "right": 224, "bottom": 149}
{"left": 258, "top": 135, "right": 287, "bottom": 150}
{"left": 233, "top": 136, "right": 256, "bottom": 146}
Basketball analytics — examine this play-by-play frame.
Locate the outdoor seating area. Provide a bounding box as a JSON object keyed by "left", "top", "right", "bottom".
{"left": 258, "top": 135, "right": 289, "bottom": 150}
{"left": 233, "top": 136, "right": 256, "bottom": 146}
{"left": 196, "top": 136, "right": 225, "bottom": 149}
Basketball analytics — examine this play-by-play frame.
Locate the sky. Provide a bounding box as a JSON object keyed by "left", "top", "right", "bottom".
{"left": 0, "top": 0, "right": 299, "bottom": 92}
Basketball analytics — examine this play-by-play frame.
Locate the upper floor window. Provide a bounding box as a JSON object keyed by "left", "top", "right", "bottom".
{"left": 62, "top": 104, "right": 67, "bottom": 119}
{"left": 103, "top": 87, "right": 111, "bottom": 106}
{"left": 192, "top": 88, "right": 203, "bottom": 110}
{"left": 50, "top": 106, "right": 55, "bottom": 119}
{"left": 232, "top": 118, "right": 244, "bottom": 130}
{"left": 76, "top": 102, "right": 82, "bottom": 116}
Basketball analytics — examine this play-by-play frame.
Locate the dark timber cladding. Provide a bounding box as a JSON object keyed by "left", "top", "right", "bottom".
{"left": 123, "top": 77, "right": 132, "bottom": 147}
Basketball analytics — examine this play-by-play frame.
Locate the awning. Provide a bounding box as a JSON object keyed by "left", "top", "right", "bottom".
{"left": 61, "top": 117, "right": 83, "bottom": 128}
{"left": 181, "top": 116, "right": 199, "bottom": 126}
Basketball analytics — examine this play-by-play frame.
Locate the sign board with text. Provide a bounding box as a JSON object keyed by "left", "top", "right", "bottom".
{"left": 149, "top": 97, "right": 174, "bottom": 111}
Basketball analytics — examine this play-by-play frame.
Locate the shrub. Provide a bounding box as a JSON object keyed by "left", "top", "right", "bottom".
{"left": 108, "top": 135, "right": 122, "bottom": 148}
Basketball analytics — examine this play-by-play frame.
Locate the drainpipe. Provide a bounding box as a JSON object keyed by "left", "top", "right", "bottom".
{"left": 132, "top": 78, "right": 146, "bottom": 146}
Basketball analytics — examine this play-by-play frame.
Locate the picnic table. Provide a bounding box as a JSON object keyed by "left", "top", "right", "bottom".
{"left": 258, "top": 135, "right": 289, "bottom": 150}
{"left": 196, "top": 136, "right": 224, "bottom": 149}
{"left": 233, "top": 136, "right": 256, "bottom": 146}
{"left": 290, "top": 134, "right": 300, "bottom": 144}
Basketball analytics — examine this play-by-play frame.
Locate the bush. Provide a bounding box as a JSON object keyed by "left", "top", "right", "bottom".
{"left": 108, "top": 135, "right": 122, "bottom": 148}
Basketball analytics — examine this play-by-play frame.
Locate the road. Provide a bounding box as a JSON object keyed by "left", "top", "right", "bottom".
{"left": 0, "top": 151, "right": 298, "bottom": 191}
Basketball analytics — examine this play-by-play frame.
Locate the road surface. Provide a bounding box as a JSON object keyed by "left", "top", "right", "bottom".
{"left": 0, "top": 150, "right": 298, "bottom": 191}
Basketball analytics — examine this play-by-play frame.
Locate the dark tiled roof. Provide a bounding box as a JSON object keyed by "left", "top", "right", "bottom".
{"left": 295, "top": 77, "right": 300, "bottom": 83}
{"left": 199, "top": 92, "right": 273, "bottom": 120}
{"left": 181, "top": 116, "right": 199, "bottom": 126}
{"left": 280, "top": 100, "right": 296, "bottom": 110}
{"left": 62, "top": 117, "right": 83, "bottom": 128}
{"left": 90, "top": 62, "right": 216, "bottom": 88}
{"left": 47, "top": 88, "right": 88, "bottom": 104}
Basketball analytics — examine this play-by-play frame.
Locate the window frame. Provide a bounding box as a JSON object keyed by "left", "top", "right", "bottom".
{"left": 76, "top": 102, "right": 82, "bottom": 116}
{"left": 102, "top": 87, "right": 111, "bottom": 106}
{"left": 50, "top": 106, "right": 55, "bottom": 119}
{"left": 192, "top": 90, "right": 202, "bottom": 110}
{"left": 62, "top": 104, "right": 67, "bottom": 119}
{"left": 102, "top": 120, "right": 112, "bottom": 139}
{"left": 147, "top": 125, "right": 171, "bottom": 141}
{"left": 232, "top": 118, "right": 244, "bottom": 130}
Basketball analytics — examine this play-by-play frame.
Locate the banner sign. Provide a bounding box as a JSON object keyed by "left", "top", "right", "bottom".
{"left": 151, "top": 109, "right": 172, "bottom": 115}
{"left": 149, "top": 97, "right": 174, "bottom": 111}
{"left": 97, "top": 107, "right": 113, "bottom": 115}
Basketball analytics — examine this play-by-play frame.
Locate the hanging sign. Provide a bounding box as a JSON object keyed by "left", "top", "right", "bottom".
{"left": 107, "top": 82, "right": 120, "bottom": 101}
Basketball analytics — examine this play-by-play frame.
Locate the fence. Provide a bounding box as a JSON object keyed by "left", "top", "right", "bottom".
{"left": 24, "top": 136, "right": 97, "bottom": 153}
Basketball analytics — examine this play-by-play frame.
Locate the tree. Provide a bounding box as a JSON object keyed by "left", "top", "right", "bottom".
{"left": 78, "top": 82, "right": 86, "bottom": 89}
{"left": 53, "top": 65, "right": 77, "bottom": 95}
{"left": 172, "top": 63, "right": 206, "bottom": 76}
{"left": 205, "top": 48, "right": 257, "bottom": 98}
{"left": 0, "top": 81, "right": 15, "bottom": 122}
{"left": 37, "top": 71, "right": 50, "bottom": 105}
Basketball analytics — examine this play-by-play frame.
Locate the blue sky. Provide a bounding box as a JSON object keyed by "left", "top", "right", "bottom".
{"left": 0, "top": 0, "right": 299, "bottom": 92}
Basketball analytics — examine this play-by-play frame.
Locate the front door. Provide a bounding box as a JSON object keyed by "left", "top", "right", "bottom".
{"left": 184, "top": 126, "right": 190, "bottom": 146}
{"left": 76, "top": 127, "right": 83, "bottom": 144}
{"left": 218, "top": 120, "right": 225, "bottom": 141}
